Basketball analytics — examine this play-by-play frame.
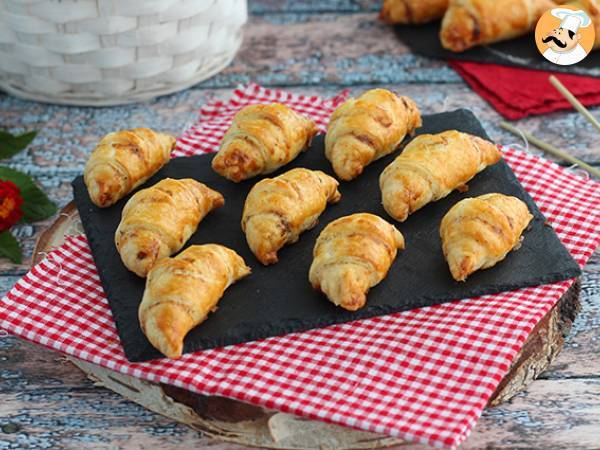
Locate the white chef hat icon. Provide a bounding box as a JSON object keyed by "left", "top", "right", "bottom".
{"left": 551, "top": 8, "right": 592, "bottom": 33}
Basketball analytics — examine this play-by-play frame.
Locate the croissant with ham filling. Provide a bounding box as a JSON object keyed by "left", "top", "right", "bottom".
{"left": 379, "top": 130, "right": 502, "bottom": 222}
{"left": 211, "top": 103, "right": 318, "bottom": 182}
{"left": 440, "top": 193, "right": 533, "bottom": 281}
{"left": 139, "top": 244, "right": 250, "bottom": 359}
{"left": 115, "top": 178, "right": 224, "bottom": 277}
{"left": 84, "top": 128, "right": 175, "bottom": 208}
{"left": 380, "top": 0, "right": 449, "bottom": 24}
{"left": 309, "top": 213, "right": 405, "bottom": 311}
{"left": 242, "top": 168, "right": 341, "bottom": 265}
{"left": 325, "top": 89, "right": 421, "bottom": 181}
{"left": 440, "top": 0, "right": 556, "bottom": 52}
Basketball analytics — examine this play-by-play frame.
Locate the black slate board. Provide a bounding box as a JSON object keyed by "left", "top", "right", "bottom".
{"left": 72, "top": 109, "right": 581, "bottom": 362}
{"left": 395, "top": 22, "right": 600, "bottom": 77}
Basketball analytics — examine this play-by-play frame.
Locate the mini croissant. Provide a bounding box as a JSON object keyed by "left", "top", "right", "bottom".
{"left": 242, "top": 168, "right": 341, "bottom": 265}
{"left": 211, "top": 103, "right": 318, "bottom": 182}
{"left": 440, "top": 0, "right": 555, "bottom": 52}
{"left": 84, "top": 128, "right": 175, "bottom": 207}
{"left": 379, "top": 130, "right": 502, "bottom": 222}
{"left": 139, "top": 244, "right": 251, "bottom": 359}
{"left": 325, "top": 89, "right": 421, "bottom": 181}
{"left": 115, "top": 178, "right": 224, "bottom": 277}
{"left": 309, "top": 213, "right": 405, "bottom": 311}
{"left": 380, "top": 0, "right": 449, "bottom": 24}
{"left": 440, "top": 193, "right": 533, "bottom": 281}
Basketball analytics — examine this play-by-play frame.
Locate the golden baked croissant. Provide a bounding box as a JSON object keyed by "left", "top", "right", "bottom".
{"left": 309, "top": 213, "right": 405, "bottom": 311}
{"left": 139, "top": 244, "right": 250, "bottom": 359}
{"left": 242, "top": 168, "right": 341, "bottom": 265}
{"left": 380, "top": 0, "right": 449, "bottom": 24}
{"left": 440, "top": 0, "right": 556, "bottom": 52}
{"left": 84, "top": 128, "right": 176, "bottom": 207}
{"left": 440, "top": 193, "right": 533, "bottom": 281}
{"left": 325, "top": 89, "right": 421, "bottom": 182}
{"left": 379, "top": 130, "right": 502, "bottom": 222}
{"left": 563, "top": 0, "right": 600, "bottom": 48}
{"left": 211, "top": 103, "right": 318, "bottom": 182}
{"left": 115, "top": 178, "right": 224, "bottom": 277}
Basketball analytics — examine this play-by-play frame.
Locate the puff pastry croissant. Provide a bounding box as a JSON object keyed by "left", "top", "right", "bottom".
{"left": 440, "top": 193, "right": 533, "bottom": 281}
{"left": 440, "top": 0, "right": 556, "bottom": 52}
{"left": 379, "top": 130, "right": 502, "bottom": 222}
{"left": 309, "top": 213, "right": 405, "bottom": 311}
{"left": 84, "top": 128, "right": 176, "bottom": 207}
{"left": 242, "top": 168, "right": 341, "bottom": 265}
{"left": 115, "top": 178, "right": 224, "bottom": 277}
{"left": 211, "top": 103, "right": 318, "bottom": 182}
{"left": 325, "top": 89, "right": 421, "bottom": 181}
{"left": 139, "top": 244, "right": 251, "bottom": 359}
{"left": 380, "top": 0, "right": 449, "bottom": 24}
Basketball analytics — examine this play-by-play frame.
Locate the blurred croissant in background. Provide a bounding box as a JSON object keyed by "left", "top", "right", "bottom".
{"left": 380, "top": 0, "right": 450, "bottom": 24}
{"left": 440, "top": 0, "right": 556, "bottom": 52}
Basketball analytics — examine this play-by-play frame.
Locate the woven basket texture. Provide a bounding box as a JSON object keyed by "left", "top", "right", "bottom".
{"left": 0, "top": 0, "right": 246, "bottom": 105}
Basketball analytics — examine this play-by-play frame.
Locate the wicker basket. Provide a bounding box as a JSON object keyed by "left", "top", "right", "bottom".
{"left": 0, "top": 0, "right": 246, "bottom": 106}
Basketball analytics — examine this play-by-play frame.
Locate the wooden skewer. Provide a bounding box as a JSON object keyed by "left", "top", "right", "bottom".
{"left": 500, "top": 121, "right": 600, "bottom": 179}
{"left": 549, "top": 75, "right": 600, "bottom": 134}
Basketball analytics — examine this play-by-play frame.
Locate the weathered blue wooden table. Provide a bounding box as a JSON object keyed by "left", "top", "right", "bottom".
{"left": 1, "top": 1, "right": 599, "bottom": 448}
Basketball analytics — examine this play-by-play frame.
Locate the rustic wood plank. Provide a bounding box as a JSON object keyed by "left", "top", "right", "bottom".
{"left": 396, "top": 378, "right": 600, "bottom": 449}
{"left": 1, "top": 378, "right": 599, "bottom": 449}
{"left": 249, "top": 0, "right": 381, "bottom": 14}
{"left": 0, "top": 388, "right": 235, "bottom": 449}
{"left": 0, "top": 277, "right": 20, "bottom": 295}
{"left": 467, "top": 379, "right": 600, "bottom": 449}
{"left": 205, "top": 14, "right": 457, "bottom": 88}
{"left": 0, "top": 336, "right": 89, "bottom": 394}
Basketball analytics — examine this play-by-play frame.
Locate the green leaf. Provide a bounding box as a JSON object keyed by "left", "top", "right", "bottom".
{"left": 0, "top": 131, "right": 37, "bottom": 160}
{"left": 0, "top": 166, "right": 57, "bottom": 222}
{"left": 0, "top": 231, "right": 21, "bottom": 264}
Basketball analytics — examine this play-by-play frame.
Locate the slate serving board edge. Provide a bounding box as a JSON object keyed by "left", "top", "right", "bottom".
{"left": 393, "top": 22, "right": 600, "bottom": 78}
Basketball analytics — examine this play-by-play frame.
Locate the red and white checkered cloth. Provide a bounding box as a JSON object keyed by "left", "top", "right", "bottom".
{"left": 2, "top": 84, "right": 600, "bottom": 450}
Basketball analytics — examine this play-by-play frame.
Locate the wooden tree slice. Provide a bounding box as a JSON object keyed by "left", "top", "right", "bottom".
{"left": 32, "top": 202, "right": 581, "bottom": 449}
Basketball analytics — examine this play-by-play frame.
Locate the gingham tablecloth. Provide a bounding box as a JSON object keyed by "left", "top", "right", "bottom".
{"left": 2, "top": 84, "right": 600, "bottom": 450}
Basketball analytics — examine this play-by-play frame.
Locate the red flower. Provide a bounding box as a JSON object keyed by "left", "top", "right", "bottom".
{"left": 0, "top": 179, "right": 24, "bottom": 232}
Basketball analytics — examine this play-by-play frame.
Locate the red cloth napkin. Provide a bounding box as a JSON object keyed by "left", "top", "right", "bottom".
{"left": 450, "top": 60, "right": 600, "bottom": 120}
{"left": 1, "top": 84, "right": 600, "bottom": 450}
